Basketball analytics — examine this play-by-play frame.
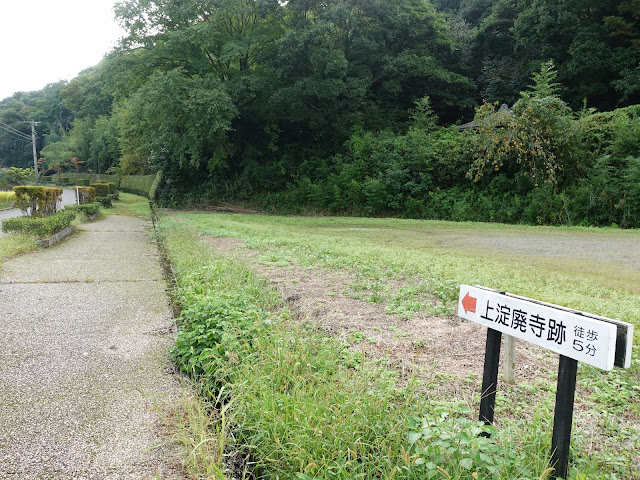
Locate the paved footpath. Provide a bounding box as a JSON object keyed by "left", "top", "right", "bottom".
{"left": 0, "top": 214, "right": 185, "bottom": 479}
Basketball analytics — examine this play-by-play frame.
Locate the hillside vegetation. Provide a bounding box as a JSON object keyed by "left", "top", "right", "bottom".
{"left": 1, "top": 1, "right": 639, "bottom": 226}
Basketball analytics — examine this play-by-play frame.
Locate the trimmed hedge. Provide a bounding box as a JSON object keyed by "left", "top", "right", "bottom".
{"left": 90, "top": 182, "right": 116, "bottom": 196}
{"left": 64, "top": 202, "right": 100, "bottom": 217}
{"left": 2, "top": 209, "right": 76, "bottom": 237}
{"left": 13, "top": 186, "right": 63, "bottom": 217}
{"left": 120, "top": 173, "right": 159, "bottom": 199}
{"left": 73, "top": 186, "right": 96, "bottom": 204}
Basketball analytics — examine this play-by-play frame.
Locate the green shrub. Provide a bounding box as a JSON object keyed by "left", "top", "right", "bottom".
{"left": 52, "top": 173, "right": 118, "bottom": 186}
{"left": 76, "top": 178, "right": 91, "bottom": 186}
{"left": 2, "top": 209, "right": 76, "bottom": 237}
{"left": 97, "top": 196, "right": 112, "bottom": 208}
{"left": 58, "top": 177, "right": 70, "bottom": 186}
{"left": 13, "top": 186, "right": 63, "bottom": 217}
{"left": 72, "top": 186, "right": 96, "bottom": 204}
{"left": 91, "top": 182, "right": 110, "bottom": 196}
{"left": 64, "top": 202, "right": 100, "bottom": 217}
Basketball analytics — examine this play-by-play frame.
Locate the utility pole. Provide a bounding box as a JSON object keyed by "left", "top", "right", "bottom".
{"left": 30, "top": 120, "right": 40, "bottom": 185}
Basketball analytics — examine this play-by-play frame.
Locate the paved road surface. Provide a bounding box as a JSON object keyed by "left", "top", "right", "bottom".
{"left": 0, "top": 214, "right": 185, "bottom": 479}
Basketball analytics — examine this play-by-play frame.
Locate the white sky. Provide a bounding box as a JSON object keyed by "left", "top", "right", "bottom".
{"left": 0, "top": 0, "right": 125, "bottom": 101}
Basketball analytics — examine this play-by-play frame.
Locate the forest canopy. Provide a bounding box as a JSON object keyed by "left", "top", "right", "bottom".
{"left": 1, "top": 0, "right": 639, "bottom": 226}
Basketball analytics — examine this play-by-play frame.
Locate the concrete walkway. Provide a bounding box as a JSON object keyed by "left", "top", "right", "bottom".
{"left": 0, "top": 214, "right": 184, "bottom": 479}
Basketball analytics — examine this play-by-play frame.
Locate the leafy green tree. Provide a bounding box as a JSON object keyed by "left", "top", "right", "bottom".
{"left": 115, "top": 69, "right": 238, "bottom": 183}
{"left": 469, "top": 61, "right": 581, "bottom": 187}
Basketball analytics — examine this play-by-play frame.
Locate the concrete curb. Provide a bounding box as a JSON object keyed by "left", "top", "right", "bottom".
{"left": 40, "top": 225, "right": 76, "bottom": 248}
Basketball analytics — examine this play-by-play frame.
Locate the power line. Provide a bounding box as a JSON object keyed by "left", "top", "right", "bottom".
{"left": 0, "top": 121, "right": 31, "bottom": 140}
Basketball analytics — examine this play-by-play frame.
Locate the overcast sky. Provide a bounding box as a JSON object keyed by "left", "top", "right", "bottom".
{"left": 0, "top": 0, "right": 124, "bottom": 101}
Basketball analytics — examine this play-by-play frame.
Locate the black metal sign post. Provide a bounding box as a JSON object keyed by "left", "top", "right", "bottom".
{"left": 479, "top": 328, "right": 502, "bottom": 427}
{"left": 550, "top": 356, "right": 579, "bottom": 479}
{"left": 460, "top": 285, "right": 633, "bottom": 480}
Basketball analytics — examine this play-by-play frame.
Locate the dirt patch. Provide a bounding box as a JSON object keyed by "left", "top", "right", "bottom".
{"left": 203, "top": 236, "right": 557, "bottom": 396}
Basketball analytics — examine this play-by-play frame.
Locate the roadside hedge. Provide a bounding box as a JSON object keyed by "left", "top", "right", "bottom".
{"left": 1, "top": 209, "right": 76, "bottom": 237}
{"left": 120, "top": 173, "right": 159, "bottom": 199}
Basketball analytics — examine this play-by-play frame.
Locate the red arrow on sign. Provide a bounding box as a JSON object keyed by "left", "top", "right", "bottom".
{"left": 462, "top": 292, "right": 477, "bottom": 314}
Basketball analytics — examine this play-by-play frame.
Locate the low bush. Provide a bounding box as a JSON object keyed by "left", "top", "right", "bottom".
{"left": 96, "top": 196, "right": 112, "bottom": 208}
{"left": 91, "top": 182, "right": 115, "bottom": 197}
{"left": 13, "top": 186, "right": 63, "bottom": 217}
{"left": 64, "top": 202, "right": 100, "bottom": 217}
{"left": 2, "top": 209, "right": 76, "bottom": 237}
{"left": 171, "top": 293, "right": 269, "bottom": 396}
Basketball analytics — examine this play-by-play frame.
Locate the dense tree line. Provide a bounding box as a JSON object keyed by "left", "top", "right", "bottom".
{"left": 1, "top": 0, "right": 639, "bottom": 226}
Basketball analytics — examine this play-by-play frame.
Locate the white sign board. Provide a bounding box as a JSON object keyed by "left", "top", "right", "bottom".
{"left": 458, "top": 285, "right": 619, "bottom": 371}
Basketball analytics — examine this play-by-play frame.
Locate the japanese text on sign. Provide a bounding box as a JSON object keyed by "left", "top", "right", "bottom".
{"left": 458, "top": 285, "right": 618, "bottom": 370}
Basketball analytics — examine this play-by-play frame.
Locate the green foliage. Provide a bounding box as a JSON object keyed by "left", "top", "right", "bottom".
{"left": 13, "top": 186, "right": 63, "bottom": 217}
{"left": 72, "top": 186, "right": 95, "bottom": 204}
{"left": 405, "top": 409, "right": 535, "bottom": 479}
{"left": 3, "top": 0, "right": 640, "bottom": 227}
{"left": 115, "top": 70, "right": 238, "bottom": 183}
{"left": 171, "top": 293, "right": 269, "bottom": 394}
{"left": 96, "top": 196, "right": 113, "bottom": 208}
{"left": 64, "top": 202, "right": 100, "bottom": 217}
{"left": 90, "top": 182, "right": 114, "bottom": 196}
{"left": 469, "top": 61, "right": 581, "bottom": 187}
{"left": 0, "top": 190, "right": 15, "bottom": 209}
{"left": 119, "top": 174, "right": 157, "bottom": 198}
{"left": 2, "top": 209, "right": 76, "bottom": 237}
{"left": 0, "top": 167, "right": 33, "bottom": 187}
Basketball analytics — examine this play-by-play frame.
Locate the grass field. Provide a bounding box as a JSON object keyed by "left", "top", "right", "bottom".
{"left": 159, "top": 211, "right": 639, "bottom": 479}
